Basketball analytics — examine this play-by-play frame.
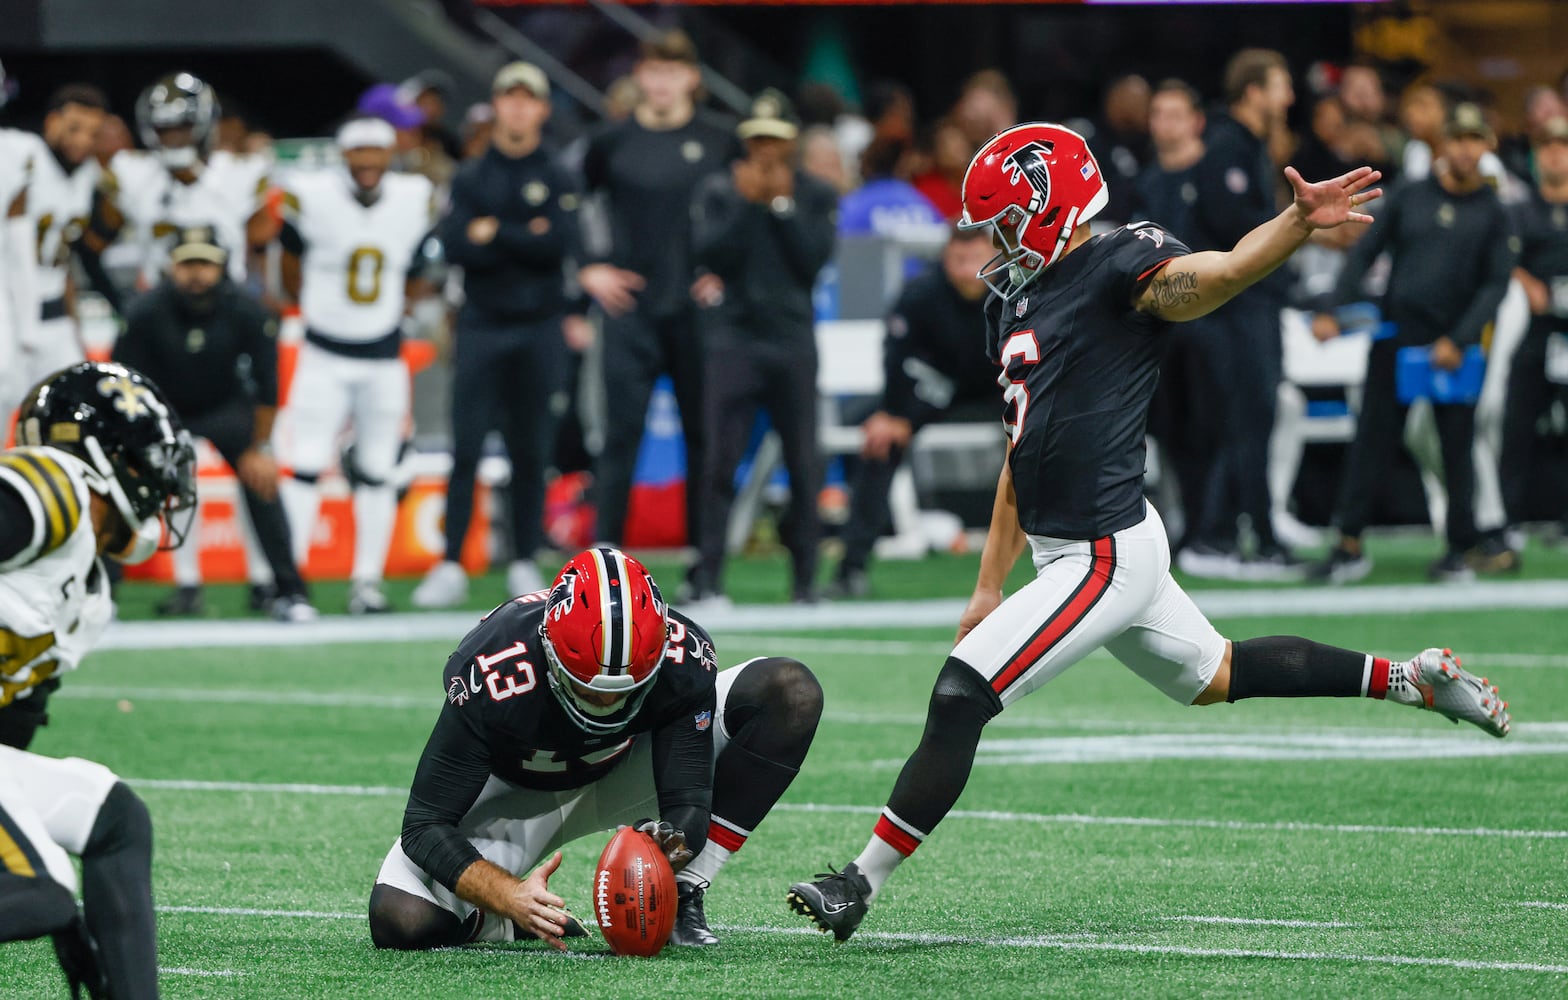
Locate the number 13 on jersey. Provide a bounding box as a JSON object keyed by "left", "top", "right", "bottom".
{"left": 999, "top": 330, "right": 1039, "bottom": 445}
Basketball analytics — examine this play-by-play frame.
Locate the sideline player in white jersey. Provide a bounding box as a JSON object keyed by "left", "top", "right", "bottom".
{"left": 0, "top": 119, "right": 37, "bottom": 417}
{"left": 0, "top": 361, "right": 197, "bottom": 999}
{"left": 104, "top": 73, "right": 270, "bottom": 290}
{"left": 269, "top": 116, "right": 436, "bottom": 614}
{"left": 101, "top": 72, "right": 280, "bottom": 610}
{"left": 1, "top": 85, "right": 111, "bottom": 413}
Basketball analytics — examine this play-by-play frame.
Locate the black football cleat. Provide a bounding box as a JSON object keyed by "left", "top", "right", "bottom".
{"left": 52, "top": 913, "right": 110, "bottom": 999}
{"left": 786, "top": 863, "right": 871, "bottom": 942}
{"left": 669, "top": 880, "right": 719, "bottom": 946}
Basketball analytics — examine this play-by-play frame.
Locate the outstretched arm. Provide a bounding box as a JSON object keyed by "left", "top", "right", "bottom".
{"left": 1135, "top": 165, "right": 1383, "bottom": 323}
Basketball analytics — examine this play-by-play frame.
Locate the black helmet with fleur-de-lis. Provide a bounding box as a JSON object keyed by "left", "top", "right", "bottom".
{"left": 15, "top": 362, "right": 197, "bottom": 550}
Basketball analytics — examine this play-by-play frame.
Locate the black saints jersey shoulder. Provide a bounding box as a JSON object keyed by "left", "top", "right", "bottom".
{"left": 985, "top": 222, "right": 1192, "bottom": 539}
{"left": 440, "top": 596, "right": 719, "bottom": 792}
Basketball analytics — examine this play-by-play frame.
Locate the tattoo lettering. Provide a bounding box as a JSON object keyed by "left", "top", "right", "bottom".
{"left": 1150, "top": 269, "right": 1199, "bottom": 313}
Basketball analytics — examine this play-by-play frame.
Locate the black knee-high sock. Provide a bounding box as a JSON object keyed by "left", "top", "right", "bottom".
{"left": 710, "top": 657, "right": 824, "bottom": 847}
{"left": 80, "top": 783, "right": 158, "bottom": 1000}
{"left": 881, "top": 657, "right": 1002, "bottom": 843}
{"left": 1227, "top": 636, "right": 1394, "bottom": 701}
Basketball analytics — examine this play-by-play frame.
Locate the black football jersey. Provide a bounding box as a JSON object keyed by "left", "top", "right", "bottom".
{"left": 437, "top": 595, "right": 718, "bottom": 793}
{"left": 398, "top": 596, "right": 720, "bottom": 891}
{"left": 985, "top": 223, "right": 1192, "bottom": 539}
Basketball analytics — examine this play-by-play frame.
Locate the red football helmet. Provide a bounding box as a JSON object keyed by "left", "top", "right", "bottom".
{"left": 539, "top": 547, "right": 670, "bottom": 734}
{"left": 958, "top": 123, "right": 1110, "bottom": 299}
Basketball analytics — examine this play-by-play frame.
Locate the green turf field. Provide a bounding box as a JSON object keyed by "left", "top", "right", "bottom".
{"left": 7, "top": 590, "right": 1566, "bottom": 998}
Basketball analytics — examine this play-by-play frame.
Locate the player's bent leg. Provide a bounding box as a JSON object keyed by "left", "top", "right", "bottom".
{"left": 77, "top": 783, "right": 158, "bottom": 1000}
{"left": 676, "top": 657, "right": 824, "bottom": 947}
{"left": 368, "top": 882, "right": 469, "bottom": 951}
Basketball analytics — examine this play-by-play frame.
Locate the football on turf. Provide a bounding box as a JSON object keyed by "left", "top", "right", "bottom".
{"left": 593, "top": 827, "right": 677, "bottom": 957}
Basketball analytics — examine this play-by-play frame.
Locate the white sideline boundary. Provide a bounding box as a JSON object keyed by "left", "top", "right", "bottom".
{"left": 149, "top": 906, "right": 1567, "bottom": 974}
{"left": 124, "top": 779, "right": 1568, "bottom": 840}
{"left": 96, "top": 579, "right": 1568, "bottom": 652}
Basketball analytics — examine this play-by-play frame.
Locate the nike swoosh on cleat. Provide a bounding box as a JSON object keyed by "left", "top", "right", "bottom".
{"left": 819, "top": 900, "right": 855, "bottom": 914}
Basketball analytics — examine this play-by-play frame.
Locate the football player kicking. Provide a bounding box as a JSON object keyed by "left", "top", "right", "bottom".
{"left": 369, "top": 546, "right": 823, "bottom": 950}
{"left": 0, "top": 361, "right": 198, "bottom": 998}
{"left": 265, "top": 116, "right": 437, "bottom": 615}
{"left": 787, "top": 124, "right": 1512, "bottom": 941}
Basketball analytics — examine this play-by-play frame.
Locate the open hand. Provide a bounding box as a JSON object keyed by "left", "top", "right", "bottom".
{"left": 510, "top": 851, "right": 568, "bottom": 951}
{"left": 1286, "top": 165, "right": 1383, "bottom": 231}
{"left": 579, "top": 263, "right": 645, "bottom": 317}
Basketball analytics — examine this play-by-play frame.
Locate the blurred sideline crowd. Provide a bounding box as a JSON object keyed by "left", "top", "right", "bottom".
{"left": 1, "top": 32, "right": 1566, "bottom": 619}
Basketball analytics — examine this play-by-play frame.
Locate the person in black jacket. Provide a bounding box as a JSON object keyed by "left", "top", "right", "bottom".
{"left": 1134, "top": 78, "right": 1213, "bottom": 551}
{"left": 1176, "top": 49, "right": 1300, "bottom": 580}
{"left": 688, "top": 91, "right": 837, "bottom": 605}
{"left": 827, "top": 227, "right": 997, "bottom": 599}
{"left": 1500, "top": 117, "right": 1568, "bottom": 544}
{"left": 111, "top": 225, "right": 314, "bottom": 621}
{"left": 578, "top": 31, "right": 741, "bottom": 560}
{"left": 412, "top": 62, "right": 593, "bottom": 609}
{"left": 1311, "top": 104, "right": 1518, "bottom": 583}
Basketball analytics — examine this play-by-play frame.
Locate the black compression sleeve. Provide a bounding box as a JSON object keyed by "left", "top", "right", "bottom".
{"left": 0, "top": 476, "right": 36, "bottom": 564}
{"left": 399, "top": 703, "right": 493, "bottom": 891}
{"left": 651, "top": 689, "right": 717, "bottom": 854}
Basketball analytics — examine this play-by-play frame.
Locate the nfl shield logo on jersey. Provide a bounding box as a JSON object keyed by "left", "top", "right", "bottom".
{"left": 1015, "top": 296, "right": 1029, "bottom": 318}
{"left": 694, "top": 710, "right": 712, "bottom": 732}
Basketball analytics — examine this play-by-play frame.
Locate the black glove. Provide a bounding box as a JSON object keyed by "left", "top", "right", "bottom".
{"left": 632, "top": 817, "right": 696, "bottom": 874}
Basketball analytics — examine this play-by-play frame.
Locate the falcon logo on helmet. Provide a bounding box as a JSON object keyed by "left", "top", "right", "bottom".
{"left": 958, "top": 123, "right": 1110, "bottom": 301}
{"left": 538, "top": 547, "right": 670, "bottom": 734}
{"left": 1002, "top": 140, "right": 1054, "bottom": 213}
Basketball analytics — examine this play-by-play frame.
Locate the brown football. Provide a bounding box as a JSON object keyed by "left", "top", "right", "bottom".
{"left": 592, "top": 827, "right": 677, "bottom": 957}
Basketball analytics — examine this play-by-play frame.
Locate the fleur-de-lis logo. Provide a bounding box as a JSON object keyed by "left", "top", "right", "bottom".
{"left": 97, "top": 375, "right": 152, "bottom": 419}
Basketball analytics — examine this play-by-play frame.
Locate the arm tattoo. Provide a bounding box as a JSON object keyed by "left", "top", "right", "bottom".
{"left": 1149, "top": 269, "right": 1199, "bottom": 314}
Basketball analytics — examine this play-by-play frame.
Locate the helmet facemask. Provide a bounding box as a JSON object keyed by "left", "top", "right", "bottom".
{"left": 539, "top": 622, "right": 665, "bottom": 734}
{"left": 536, "top": 548, "right": 671, "bottom": 735}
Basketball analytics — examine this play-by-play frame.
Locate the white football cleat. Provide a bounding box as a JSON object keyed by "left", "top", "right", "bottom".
{"left": 412, "top": 560, "right": 468, "bottom": 609}
{"left": 507, "top": 560, "right": 544, "bottom": 599}
{"left": 347, "top": 580, "right": 391, "bottom": 615}
{"left": 1400, "top": 648, "right": 1511, "bottom": 738}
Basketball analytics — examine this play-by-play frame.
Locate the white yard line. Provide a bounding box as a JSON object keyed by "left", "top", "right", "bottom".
{"left": 1162, "top": 915, "right": 1357, "bottom": 929}
{"left": 773, "top": 802, "right": 1568, "bottom": 840}
{"left": 94, "top": 579, "right": 1568, "bottom": 652}
{"left": 1518, "top": 901, "right": 1568, "bottom": 910}
{"left": 160, "top": 905, "right": 363, "bottom": 920}
{"left": 124, "top": 779, "right": 1568, "bottom": 840}
{"left": 149, "top": 907, "right": 1565, "bottom": 975}
{"left": 158, "top": 967, "right": 243, "bottom": 977}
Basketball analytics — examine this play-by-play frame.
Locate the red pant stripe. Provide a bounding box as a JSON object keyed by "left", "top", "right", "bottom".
{"left": 990, "top": 536, "right": 1117, "bottom": 697}
{"left": 873, "top": 814, "right": 923, "bottom": 857}
{"left": 707, "top": 820, "right": 747, "bottom": 853}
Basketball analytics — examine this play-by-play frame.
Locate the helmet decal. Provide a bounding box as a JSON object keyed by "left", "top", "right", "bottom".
{"left": 1003, "top": 140, "right": 1054, "bottom": 213}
